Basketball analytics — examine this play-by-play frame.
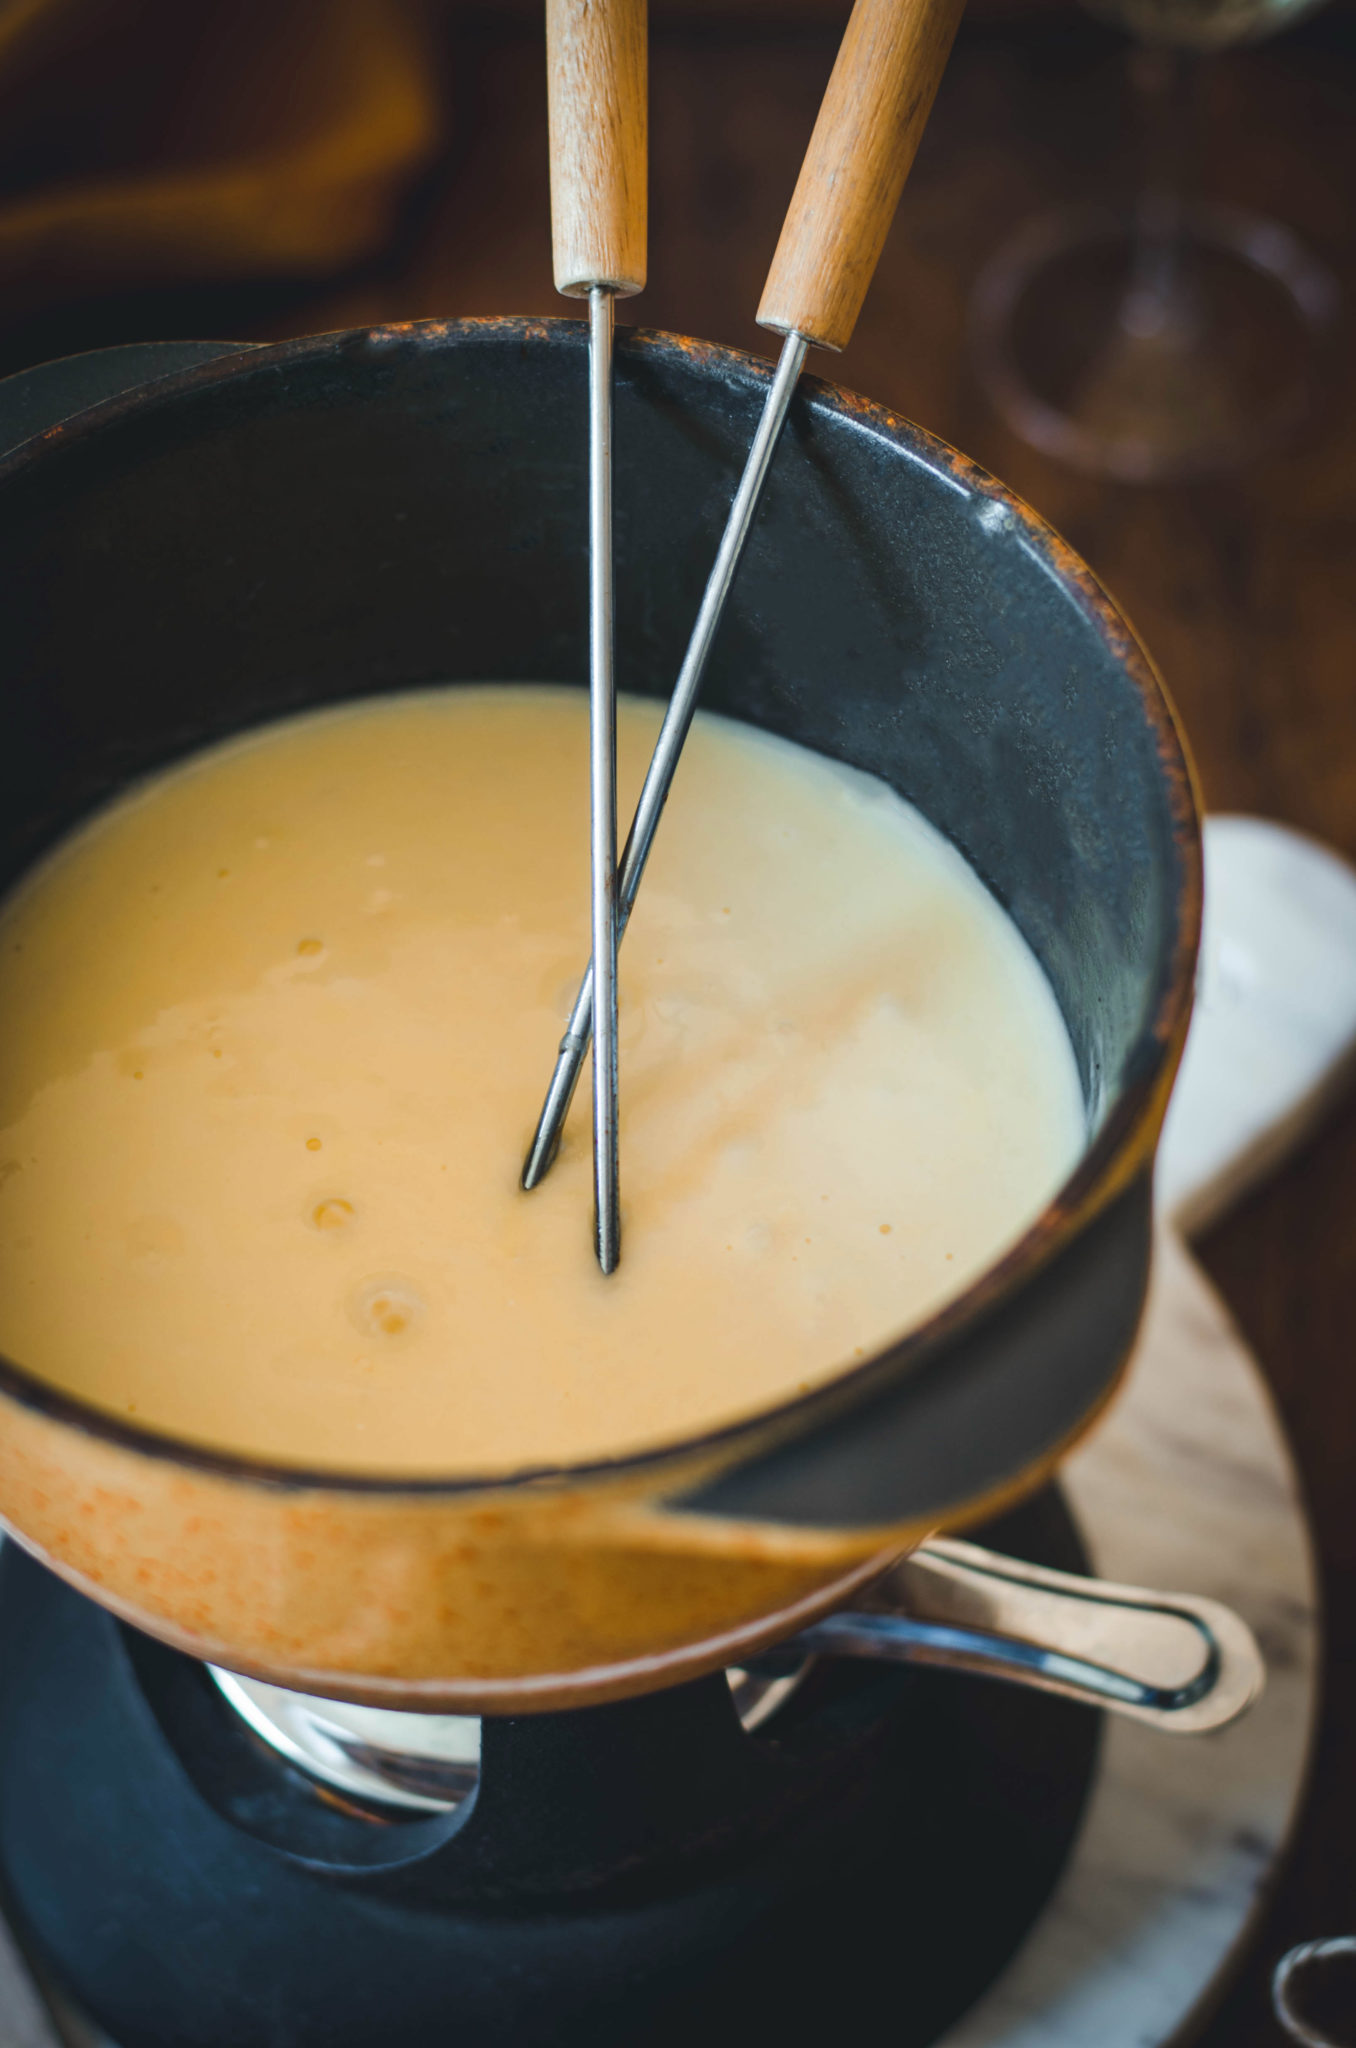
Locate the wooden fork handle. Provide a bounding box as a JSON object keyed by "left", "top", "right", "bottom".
{"left": 547, "top": 0, "right": 648, "bottom": 298}
{"left": 758, "top": 0, "right": 965, "bottom": 352}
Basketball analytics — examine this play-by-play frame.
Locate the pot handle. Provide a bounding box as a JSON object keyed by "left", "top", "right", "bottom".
{"left": 787, "top": 1536, "right": 1264, "bottom": 1733}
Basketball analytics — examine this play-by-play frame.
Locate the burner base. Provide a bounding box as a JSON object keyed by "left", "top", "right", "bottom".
{"left": 0, "top": 1494, "right": 1096, "bottom": 2048}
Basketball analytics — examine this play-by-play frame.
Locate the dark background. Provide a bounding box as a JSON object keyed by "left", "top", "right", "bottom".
{"left": 2, "top": 3, "right": 1354, "bottom": 2039}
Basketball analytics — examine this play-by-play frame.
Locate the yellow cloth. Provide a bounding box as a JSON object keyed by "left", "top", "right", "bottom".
{"left": 0, "top": 0, "right": 442, "bottom": 307}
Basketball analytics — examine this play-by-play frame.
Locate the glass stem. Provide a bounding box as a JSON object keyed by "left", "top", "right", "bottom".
{"left": 1123, "top": 44, "right": 1201, "bottom": 340}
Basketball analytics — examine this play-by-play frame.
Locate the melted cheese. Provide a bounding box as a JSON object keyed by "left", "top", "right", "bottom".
{"left": 0, "top": 687, "right": 1083, "bottom": 1473}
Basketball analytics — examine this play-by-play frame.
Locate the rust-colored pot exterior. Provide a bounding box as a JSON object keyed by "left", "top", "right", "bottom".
{"left": 0, "top": 324, "right": 1199, "bottom": 1708}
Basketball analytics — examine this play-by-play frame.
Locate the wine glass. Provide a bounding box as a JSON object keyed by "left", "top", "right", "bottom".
{"left": 968, "top": 0, "right": 1339, "bottom": 483}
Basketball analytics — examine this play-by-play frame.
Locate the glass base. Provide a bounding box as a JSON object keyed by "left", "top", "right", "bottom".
{"left": 969, "top": 201, "right": 1338, "bottom": 482}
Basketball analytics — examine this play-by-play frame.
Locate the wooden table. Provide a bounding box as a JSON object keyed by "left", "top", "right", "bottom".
{"left": 316, "top": 18, "right": 1356, "bottom": 2036}
{"left": 8, "top": 8, "right": 1355, "bottom": 2038}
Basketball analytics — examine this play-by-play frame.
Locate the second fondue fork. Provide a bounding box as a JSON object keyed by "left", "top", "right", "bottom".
{"left": 545, "top": 0, "right": 648, "bottom": 1272}
{"left": 523, "top": 0, "right": 965, "bottom": 1197}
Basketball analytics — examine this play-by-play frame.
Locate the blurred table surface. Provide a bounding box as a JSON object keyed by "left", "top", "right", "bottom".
{"left": 5, "top": 7, "right": 1356, "bottom": 2042}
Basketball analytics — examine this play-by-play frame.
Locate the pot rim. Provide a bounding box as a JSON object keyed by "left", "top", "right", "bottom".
{"left": 0, "top": 315, "right": 1202, "bottom": 1500}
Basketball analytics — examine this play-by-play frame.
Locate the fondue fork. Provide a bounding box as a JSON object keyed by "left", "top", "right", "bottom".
{"left": 545, "top": 0, "right": 648, "bottom": 1272}
{"left": 523, "top": 0, "right": 965, "bottom": 1195}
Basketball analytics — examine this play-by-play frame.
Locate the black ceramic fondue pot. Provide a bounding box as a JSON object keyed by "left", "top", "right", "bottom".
{"left": 0, "top": 320, "right": 1200, "bottom": 1712}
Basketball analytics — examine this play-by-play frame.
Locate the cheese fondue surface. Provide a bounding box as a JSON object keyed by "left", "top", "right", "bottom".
{"left": 0, "top": 688, "right": 1083, "bottom": 1474}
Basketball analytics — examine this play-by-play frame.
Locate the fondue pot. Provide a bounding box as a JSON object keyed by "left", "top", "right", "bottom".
{"left": 0, "top": 319, "right": 1200, "bottom": 1713}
